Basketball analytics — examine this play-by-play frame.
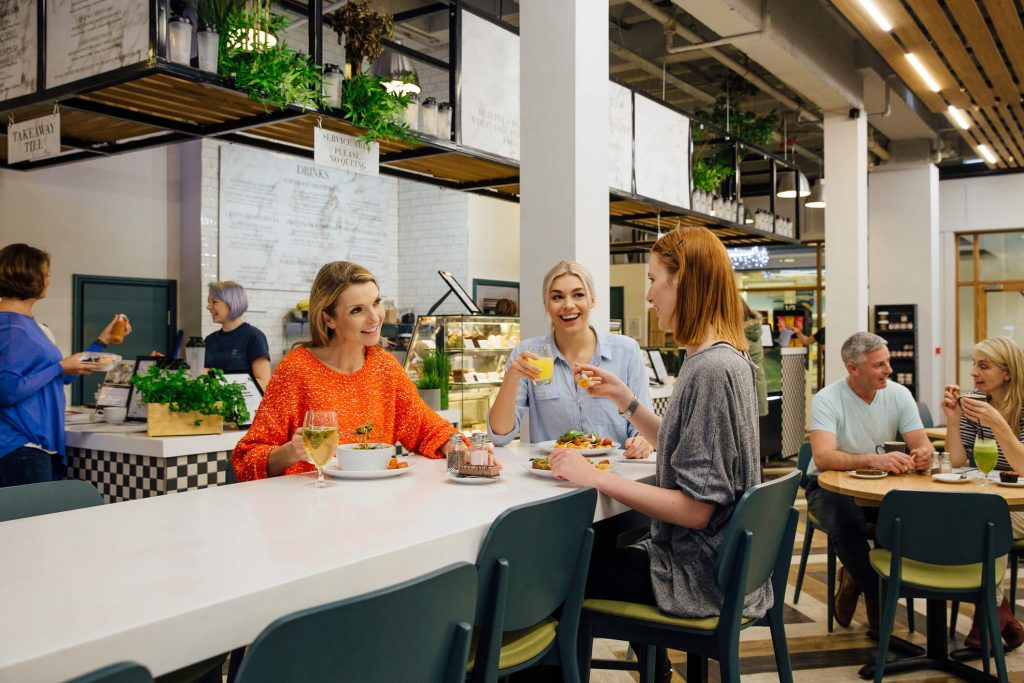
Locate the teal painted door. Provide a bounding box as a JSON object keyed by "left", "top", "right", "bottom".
{"left": 609, "top": 287, "right": 625, "bottom": 325}
{"left": 72, "top": 276, "right": 177, "bottom": 406}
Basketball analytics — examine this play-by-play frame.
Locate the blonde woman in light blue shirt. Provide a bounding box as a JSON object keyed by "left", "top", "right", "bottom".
{"left": 487, "top": 261, "right": 653, "bottom": 457}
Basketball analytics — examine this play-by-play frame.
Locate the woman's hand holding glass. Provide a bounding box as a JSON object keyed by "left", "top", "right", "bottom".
{"left": 960, "top": 396, "right": 1004, "bottom": 429}
{"left": 941, "top": 384, "right": 961, "bottom": 423}
{"left": 97, "top": 314, "right": 132, "bottom": 346}
{"left": 505, "top": 350, "right": 544, "bottom": 383}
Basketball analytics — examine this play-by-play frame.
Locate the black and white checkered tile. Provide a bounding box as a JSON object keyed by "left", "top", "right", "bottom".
{"left": 66, "top": 448, "right": 232, "bottom": 503}
{"left": 652, "top": 396, "right": 670, "bottom": 417}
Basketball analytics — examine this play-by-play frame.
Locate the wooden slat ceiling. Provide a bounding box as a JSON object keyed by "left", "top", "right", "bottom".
{"left": 830, "top": 0, "right": 1024, "bottom": 169}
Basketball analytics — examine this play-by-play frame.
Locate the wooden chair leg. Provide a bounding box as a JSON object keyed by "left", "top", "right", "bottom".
{"left": 794, "top": 522, "right": 815, "bottom": 603}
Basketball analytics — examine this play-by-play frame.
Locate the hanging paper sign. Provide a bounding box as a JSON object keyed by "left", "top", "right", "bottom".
{"left": 8, "top": 112, "right": 60, "bottom": 163}
{"left": 313, "top": 128, "right": 379, "bottom": 177}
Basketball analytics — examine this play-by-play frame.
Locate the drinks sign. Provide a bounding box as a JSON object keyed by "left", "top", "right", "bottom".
{"left": 313, "top": 128, "right": 379, "bottom": 177}
{"left": 8, "top": 113, "right": 60, "bottom": 163}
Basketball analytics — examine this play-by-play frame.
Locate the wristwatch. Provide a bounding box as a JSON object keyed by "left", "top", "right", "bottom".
{"left": 618, "top": 393, "right": 641, "bottom": 419}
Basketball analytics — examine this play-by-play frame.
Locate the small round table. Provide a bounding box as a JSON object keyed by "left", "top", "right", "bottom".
{"left": 817, "top": 469, "right": 1021, "bottom": 682}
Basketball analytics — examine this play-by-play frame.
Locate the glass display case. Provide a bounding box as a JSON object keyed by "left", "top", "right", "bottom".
{"left": 404, "top": 315, "right": 520, "bottom": 432}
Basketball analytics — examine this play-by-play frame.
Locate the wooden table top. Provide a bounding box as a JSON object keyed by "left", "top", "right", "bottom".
{"left": 923, "top": 426, "right": 947, "bottom": 441}
{"left": 817, "top": 468, "right": 1024, "bottom": 510}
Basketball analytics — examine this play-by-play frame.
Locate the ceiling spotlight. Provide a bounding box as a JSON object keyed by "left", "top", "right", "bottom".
{"left": 776, "top": 171, "right": 810, "bottom": 198}
{"left": 906, "top": 53, "right": 941, "bottom": 92}
{"left": 806, "top": 179, "right": 826, "bottom": 208}
{"left": 976, "top": 144, "right": 998, "bottom": 164}
{"left": 946, "top": 105, "right": 971, "bottom": 130}
{"left": 857, "top": 0, "right": 892, "bottom": 31}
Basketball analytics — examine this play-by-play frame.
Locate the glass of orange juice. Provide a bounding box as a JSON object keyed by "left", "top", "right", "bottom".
{"left": 527, "top": 342, "right": 554, "bottom": 386}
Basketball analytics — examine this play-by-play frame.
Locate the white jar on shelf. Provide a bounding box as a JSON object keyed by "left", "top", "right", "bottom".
{"left": 322, "top": 64, "right": 342, "bottom": 108}
{"left": 421, "top": 97, "right": 438, "bottom": 137}
{"left": 168, "top": 15, "right": 193, "bottom": 66}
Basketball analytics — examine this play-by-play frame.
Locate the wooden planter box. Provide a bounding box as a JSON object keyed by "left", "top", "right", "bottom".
{"left": 147, "top": 403, "right": 223, "bottom": 437}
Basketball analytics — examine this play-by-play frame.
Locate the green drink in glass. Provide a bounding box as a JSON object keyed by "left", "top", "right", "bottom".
{"left": 974, "top": 436, "right": 999, "bottom": 486}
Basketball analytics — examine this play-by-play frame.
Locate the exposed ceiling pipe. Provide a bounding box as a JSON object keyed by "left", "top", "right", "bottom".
{"left": 610, "top": 45, "right": 716, "bottom": 105}
{"left": 627, "top": 0, "right": 821, "bottom": 124}
{"left": 664, "top": 30, "right": 763, "bottom": 54}
{"left": 867, "top": 138, "right": 890, "bottom": 161}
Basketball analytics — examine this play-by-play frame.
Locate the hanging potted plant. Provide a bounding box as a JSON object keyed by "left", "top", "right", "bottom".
{"left": 327, "top": 0, "right": 393, "bottom": 77}
{"left": 131, "top": 366, "right": 250, "bottom": 437}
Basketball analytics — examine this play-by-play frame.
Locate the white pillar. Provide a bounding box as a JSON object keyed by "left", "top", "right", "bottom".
{"left": 519, "top": 1, "right": 609, "bottom": 339}
{"left": 823, "top": 112, "right": 869, "bottom": 384}
{"left": 869, "top": 161, "right": 940, "bottom": 416}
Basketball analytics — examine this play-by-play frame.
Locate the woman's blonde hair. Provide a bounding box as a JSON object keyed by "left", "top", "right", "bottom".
{"left": 301, "top": 261, "right": 378, "bottom": 348}
{"left": 651, "top": 226, "right": 747, "bottom": 351}
{"left": 974, "top": 336, "right": 1024, "bottom": 431}
{"left": 541, "top": 261, "right": 596, "bottom": 305}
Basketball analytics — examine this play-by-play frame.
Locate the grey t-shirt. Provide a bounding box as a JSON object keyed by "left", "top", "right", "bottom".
{"left": 638, "top": 343, "right": 772, "bottom": 619}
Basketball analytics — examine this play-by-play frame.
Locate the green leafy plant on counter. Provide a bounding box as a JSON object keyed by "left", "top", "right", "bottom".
{"left": 691, "top": 74, "right": 778, "bottom": 193}
{"left": 339, "top": 72, "right": 417, "bottom": 144}
{"left": 416, "top": 348, "right": 451, "bottom": 410}
{"left": 218, "top": 2, "right": 325, "bottom": 112}
{"left": 131, "top": 366, "right": 249, "bottom": 426}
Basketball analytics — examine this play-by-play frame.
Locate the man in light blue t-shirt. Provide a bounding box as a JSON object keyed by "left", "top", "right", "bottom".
{"left": 807, "top": 332, "right": 932, "bottom": 631}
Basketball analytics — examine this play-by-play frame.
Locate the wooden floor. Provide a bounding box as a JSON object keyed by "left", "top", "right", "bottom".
{"left": 588, "top": 459, "right": 1024, "bottom": 682}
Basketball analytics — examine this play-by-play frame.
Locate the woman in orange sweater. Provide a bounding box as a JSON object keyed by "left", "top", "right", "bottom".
{"left": 233, "top": 261, "right": 460, "bottom": 481}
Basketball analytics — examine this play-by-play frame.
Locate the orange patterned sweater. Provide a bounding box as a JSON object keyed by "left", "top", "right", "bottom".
{"left": 233, "top": 346, "right": 455, "bottom": 481}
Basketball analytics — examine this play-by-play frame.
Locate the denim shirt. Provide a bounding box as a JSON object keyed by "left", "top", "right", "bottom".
{"left": 487, "top": 330, "right": 652, "bottom": 446}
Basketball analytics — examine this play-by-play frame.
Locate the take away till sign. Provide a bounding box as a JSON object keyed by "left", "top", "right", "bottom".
{"left": 8, "top": 113, "right": 61, "bottom": 164}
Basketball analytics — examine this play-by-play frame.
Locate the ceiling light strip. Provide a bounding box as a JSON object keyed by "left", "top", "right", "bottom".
{"left": 976, "top": 144, "right": 998, "bottom": 165}
{"left": 857, "top": 0, "right": 892, "bottom": 31}
{"left": 946, "top": 105, "right": 970, "bottom": 130}
{"left": 973, "top": 108, "right": 1020, "bottom": 166}
{"left": 905, "top": 53, "right": 941, "bottom": 92}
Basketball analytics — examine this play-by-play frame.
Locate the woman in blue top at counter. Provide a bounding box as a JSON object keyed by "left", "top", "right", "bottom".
{"left": 205, "top": 281, "right": 271, "bottom": 390}
{"left": 0, "top": 243, "right": 132, "bottom": 487}
{"left": 487, "top": 260, "right": 653, "bottom": 457}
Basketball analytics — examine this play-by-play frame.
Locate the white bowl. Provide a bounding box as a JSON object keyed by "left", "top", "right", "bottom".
{"left": 81, "top": 352, "right": 122, "bottom": 372}
{"left": 335, "top": 443, "right": 396, "bottom": 471}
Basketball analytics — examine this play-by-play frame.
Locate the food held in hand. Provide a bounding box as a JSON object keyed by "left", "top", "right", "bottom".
{"left": 576, "top": 371, "right": 592, "bottom": 388}
{"left": 554, "top": 431, "right": 613, "bottom": 449}
{"left": 1000, "top": 471, "right": 1020, "bottom": 483}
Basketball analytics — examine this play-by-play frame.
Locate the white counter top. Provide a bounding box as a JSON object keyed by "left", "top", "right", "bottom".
{"left": 64, "top": 425, "right": 246, "bottom": 458}
{"left": 0, "top": 444, "right": 654, "bottom": 682}
{"left": 649, "top": 378, "right": 675, "bottom": 401}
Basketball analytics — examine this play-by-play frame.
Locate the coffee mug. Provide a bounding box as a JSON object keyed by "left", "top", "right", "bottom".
{"left": 96, "top": 407, "right": 127, "bottom": 424}
{"left": 875, "top": 441, "right": 907, "bottom": 454}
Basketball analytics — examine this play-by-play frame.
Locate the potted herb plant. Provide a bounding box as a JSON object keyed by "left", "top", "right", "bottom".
{"left": 327, "top": 0, "right": 393, "bottom": 77}
{"left": 131, "top": 366, "right": 249, "bottom": 437}
{"left": 416, "top": 347, "right": 451, "bottom": 411}
{"left": 336, "top": 421, "right": 395, "bottom": 470}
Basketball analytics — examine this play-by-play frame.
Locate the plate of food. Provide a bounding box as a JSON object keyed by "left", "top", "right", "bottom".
{"left": 79, "top": 352, "right": 122, "bottom": 372}
{"left": 537, "top": 431, "right": 620, "bottom": 456}
{"left": 931, "top": 472, "right": 971, "bottom": 484}
{"left": 612, "top": 454, "right": 657, "bottom": 465}
{"left": 523, "top": 458, "right": 616, "bottom": 479}
{"left": 324, "top": 458, "right": 411, "bottom": 480}
{"left": 848, "top": 468, "right": 888, "bottom": 479}
{"left": 995, "top": 471, "right": 1024, "bottom": 487}
{"left": 446, "top": 471, "right": 502, "bottom": 485}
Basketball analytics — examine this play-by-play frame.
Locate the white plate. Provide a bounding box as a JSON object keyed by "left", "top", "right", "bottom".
{"left": 522, "top": 460, "right": 617, "bottom": 478}
{"left": 847, "top": 470, "right": 888, "bottom": 480}
{"left": 446, "top": 471, "right": 501, "bottom": 485}
{"left": 324, "top": 460, "right": 411, "bottom": 480}
{"left": 536, "top": 440, "right": 620, "bottom": 456}
{"left": 932, "top": 472, "right": 971, "bottom": 484}
{"left": 612, "top": 454, "right": 656, "bottom": 465}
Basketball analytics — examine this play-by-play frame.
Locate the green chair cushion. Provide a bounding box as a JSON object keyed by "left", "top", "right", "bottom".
{"left": 1012, "top": 538, "right": 1024, "bottom": 550}
{"left": 807, "top": 511, "right": 822, "bottom": 528}
{"left": 869, "top": 549, "right": 1007, "bottom": 590}
{"left": 466, "top": 617, "right": 558, "bottom": 672}
{"left": 583, "top": 599, "right": 754, "bottom": 631}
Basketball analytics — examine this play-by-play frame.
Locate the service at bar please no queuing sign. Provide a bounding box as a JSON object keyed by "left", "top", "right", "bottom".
{"left": 314, "top": 128, "right": 379, "bottom": 177}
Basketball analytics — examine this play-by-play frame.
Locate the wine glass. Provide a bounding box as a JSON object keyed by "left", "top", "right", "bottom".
{"left": 974, "top": 436, "right": 998, "bottom": 486}
{"left": 303, "top": 410, "right": 339, "bottom": 488}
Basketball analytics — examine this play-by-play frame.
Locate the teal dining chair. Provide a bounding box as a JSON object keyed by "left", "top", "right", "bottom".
{"left": 468, "top": 487, "right": 598, "bottom": 683}
{"left": 579, "top": 469, "right": 801, "bottom": 683}
{"left": 0, "top": 479, "right": 103, "bottom": 522}
{"left": 233, "top": 562, "right": 476, "bottom": 683}
{"left": 63, "top": 662, "right": 154, "bottom": 683}
{"left": 871, "top": 490, "right": 1012, "bottom": 682}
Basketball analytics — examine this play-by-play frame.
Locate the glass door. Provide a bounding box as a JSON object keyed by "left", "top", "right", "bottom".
{"left": 981, "top": 284, "right": 1024, "bottom": 346}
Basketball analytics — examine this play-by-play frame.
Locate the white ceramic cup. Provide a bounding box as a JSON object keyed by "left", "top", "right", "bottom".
{"left": 96, "top": 407, "right": 127, "bottom": 424}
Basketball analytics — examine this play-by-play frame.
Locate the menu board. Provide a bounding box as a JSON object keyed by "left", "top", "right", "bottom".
{"left": 634, "top": 95, "right": 691, "bottom": 209}
{"left": 460, "top": 10, "right": 519, "bottom": 161}
{"left": 218, "top": 145, "right": 391, "bottom": 295}
{"left": 0, "top": 0, "right": 36, "bottom": 102}
{"left": 46, "top": 0, "right": 148, "bottom": 88}
{"left": 608, "top": 81, "right": 633, "bottom": 193}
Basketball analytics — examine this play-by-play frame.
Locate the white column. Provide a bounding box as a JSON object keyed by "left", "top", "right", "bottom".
{"left": 823, "top": 112, "right": 869, "bottom": 384}
{"left": 519, "top": 1, "right": 609, "bottom": 339}
{"left": 869, "top": 161, "right": 940, "bottom": 416}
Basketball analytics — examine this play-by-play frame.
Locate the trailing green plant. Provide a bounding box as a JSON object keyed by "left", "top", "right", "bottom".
{"left": 185, "top": 0, "right": 244, "bottom": 31}
{"left": 691, "top": 75, "right": 779, "bottom": 193}
{"left": 416, "top": 347, "right": 451, "bottom": 410}
{"left": 327, "top": 0, "right": 394, "bottom": 76}
{"left": 131, "top": 366, "right": 249, "bottom": 426}
{"left": 339, "top": 72, "right": 417, "bottom": 144}
{"left": 219, "top": 3, "right": 325, "bottom": 112}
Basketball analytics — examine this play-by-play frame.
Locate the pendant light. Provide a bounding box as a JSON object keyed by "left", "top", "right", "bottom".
{"left": 806, "top": 178, "right": 826, "bottom": 208}
{"left": 776, "top": 171, "right": 810, "bottom": 198}
{"left": 373, "top": 40, "right": 421, "bottom": 95}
